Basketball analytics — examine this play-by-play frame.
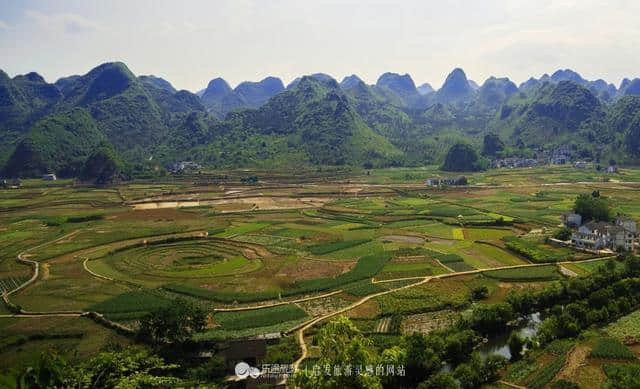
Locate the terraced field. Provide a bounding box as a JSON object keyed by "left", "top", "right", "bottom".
{"left": 2, "top": 167, "right": 638, "bottom": 385}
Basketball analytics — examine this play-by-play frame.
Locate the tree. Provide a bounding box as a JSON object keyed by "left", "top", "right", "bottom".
{"left": 554, "top": 227, "right": 573, "bottom": 241}
{"left": 73, "top": 348, "right": 182, "bottom": 388}
{"left": 418, "top": 372, "right": 458, "bottom": 389}
{"left": 453, "top": 363, "right": 479, "bottom": 389}
{"left": 469, "top": 303, "right": 514, "bottom": 334}
{"left": 624, "top": 113, "right": 640, "bottom": 155}
{"left": 405, "top": 333, "right": 442, "bottom": 385}
{"left": 19, "top": 351, "right": 72, "bottom": 388}
{"left": 442, "top": 142, "right": 485, "bottom": 172}
{"left": 138, "top": 298, "right": 207, "bottom": 345}
{"left": 574, "top": 193, "right": 612, "bottom": 222}
{"left": 482, "top": 133, "right": 505, "bottom": 156}
{"left": 507, "top": 331, "right": 524, "bottom": 360}
{"left": 292, "top": 316, "right": 382, "bottom": 389}
{"left": 471, "top": 285, "right": 489, "bottom": 300}
{"left": 15, "top": 348, "right": 183, "bottom": 389}
{"left": 81, "top": 141, "right": 123, "bottom": 184}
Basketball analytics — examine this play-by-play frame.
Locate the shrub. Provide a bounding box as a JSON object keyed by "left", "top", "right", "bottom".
{"left": 553, "top": 227, "right": 572, "bottom": 241}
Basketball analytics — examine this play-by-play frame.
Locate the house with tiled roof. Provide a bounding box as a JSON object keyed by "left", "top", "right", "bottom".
{"left": 571, "top": 217, "right": 637, "bottom": 251}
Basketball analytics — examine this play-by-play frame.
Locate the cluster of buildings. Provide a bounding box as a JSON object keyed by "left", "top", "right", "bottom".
{"left": 491, "top": 158, "right": 539, "bottom": 169}
{"left": 169, "top": 161, "right": 203, "bottom": 173}
{"left": 562, "top": 213, "right": 637, "bottom": 252}
{"left": 425, "top": 176, "right": 468, "bottom": 186}
{"left": 490, "top": 146, "right": 619, "bottom": 173}
{"left": 0, "top": 178, "right": 21, "bottom": 189}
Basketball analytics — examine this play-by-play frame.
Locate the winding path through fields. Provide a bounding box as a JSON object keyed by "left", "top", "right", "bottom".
{"left": 290, "top": 255, "right": 614, "bottom": 371}
{"left": 0, "top": 225, "right": 616, "bottom": 376}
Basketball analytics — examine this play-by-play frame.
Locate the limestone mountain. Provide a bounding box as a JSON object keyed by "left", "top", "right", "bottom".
{"left": 620, "top": 79, "right": 640, "bottom": 96}
{"left": 493, "top": 80, "right": 605, "bottom": 147}
{"left": 435, "top": 68, "right": 475, "bottom": 103}
{"left": 417, "top": 83, "right": 434, "bottom": 95}
{"left": 200, "top": 76, "right": 285, "bottom": 118}
{"left": 3, "top": 61, "right": 640, "bottom": 174}
{"left": 139, "top": 75, "right": 177, "bottom": 94}
{"left": 52, "top": 62, "right": 167, "bottom": 153}
{"left": 286, "top": 73, "right": 336, "bottom": 89}
{"left": 520, "top": 69, "right": 617, "bottom": 101}
{"left": 477, "top": 77, "right": 518, "bottom": 108}
{"left": 3, "top": 108, "right": 104, "bottom": 178}
{"left": 234, "top": 77, "right": 285, "bottom": 107}
{"left": 375, "top": 72, "right": 420, "bottom": 107}
{"left": 340, "top": 75, "right": 364, "bottom": 90}
{"left": 192, "top": 76, "right": 402, "bottom": 168}
{"left": 54, "top": 75, "right": 81, "bottom": 96}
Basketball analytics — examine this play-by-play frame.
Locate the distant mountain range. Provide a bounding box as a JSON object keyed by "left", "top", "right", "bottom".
{"left": 1, "top": 62, "right": 640, "bottom": 177}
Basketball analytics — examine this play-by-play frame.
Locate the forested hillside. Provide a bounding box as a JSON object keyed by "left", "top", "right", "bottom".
{"left": 2, "top": 62, "right": 640, "bottom": 177}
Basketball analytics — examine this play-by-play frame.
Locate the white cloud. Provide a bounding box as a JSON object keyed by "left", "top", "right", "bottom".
{"left": 25, "top": 10, "right": 103, "bottom": 34}
{"left": 0, "top": 20, "right": 8, "bottom": 30}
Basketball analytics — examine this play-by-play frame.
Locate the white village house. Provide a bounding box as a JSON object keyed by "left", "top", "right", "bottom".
{"left": 571, "top": 217, "right": 637, "bottom": 251}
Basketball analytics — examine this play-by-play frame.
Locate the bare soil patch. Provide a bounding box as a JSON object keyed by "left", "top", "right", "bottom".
{"left": 41, "top": 263, "right": 50, "bottom": 280}
{"left": 345, "top": 299, "right": 381, "bottom": 319}
{"left": 276, "top": 259, "right": 354, "bottom": 280}
{"left": 557, "top": 346, "right": 591, "bottom": 381}
{"left": 401, "top": 310, "right": 457, "bottom": 334}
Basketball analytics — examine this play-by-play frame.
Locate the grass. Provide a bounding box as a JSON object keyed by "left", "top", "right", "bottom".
{"left": 213, "top": 304, "right": 308, "bottom": 330}
{"left": 308, "top": 238, "right": 371, "bottom": 255}
{"left": 589, "top": 338, "right": 637, "bottom": 360}
{"left": 482, "top": 265, "right": 562, "bottom": 282}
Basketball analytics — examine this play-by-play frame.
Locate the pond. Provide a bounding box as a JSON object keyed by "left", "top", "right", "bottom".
{"left": 440, "top": 312, "right": 543, "bottom": 372}
{"left": 476, "top": 312, "right": 543, "bottom": 360}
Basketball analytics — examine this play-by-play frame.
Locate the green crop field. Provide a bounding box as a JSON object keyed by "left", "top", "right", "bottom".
{"left": 3, "top": 167, "right": 640, "bottom": 386}
{"left": 88, "top": 290, "right": 172, "bottom": 319}
{"left": 590, "top": 338, "right": 637, "bottom": 360}
{"left": 213, "top": 304, "right": 308, "bottom": 330}
{"left": 605, "top": 310, "right": 640, "bottom": 341}
{"left": 308, "top": 238, "right": 372, "bottom": 255}
{"left": 482, "top": 265, "right": 562, "bottom": 281}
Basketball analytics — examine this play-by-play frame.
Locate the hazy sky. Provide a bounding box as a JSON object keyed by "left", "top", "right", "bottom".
{"left": 1, "top": 0, "right": 639, "bottom": 91}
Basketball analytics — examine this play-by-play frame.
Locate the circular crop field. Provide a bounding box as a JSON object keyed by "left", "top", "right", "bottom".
{"left": 100, "top": 238, "right": 263, "bottom": 280}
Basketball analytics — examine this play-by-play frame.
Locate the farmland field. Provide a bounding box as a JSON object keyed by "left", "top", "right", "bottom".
{"left": 1, "top": 166, "right": 639, "bottom": 388}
